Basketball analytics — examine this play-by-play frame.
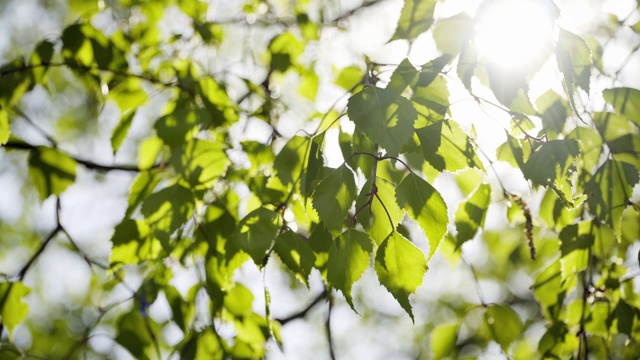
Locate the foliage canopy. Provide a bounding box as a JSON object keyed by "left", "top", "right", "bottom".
{"left": 1, "top": 0, "right": 640, "bottom": 358}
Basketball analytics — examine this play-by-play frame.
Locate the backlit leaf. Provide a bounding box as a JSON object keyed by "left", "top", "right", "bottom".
{"left": 141, "top": 183, "right": 195, "bottom": 240}
{"left": 0, "top": 108, "right": 9, "bottom": 145}
{"left": 233, "top": 208, "right": 280, "bottom": 265}
{"left": 111, "top": 110, "right": 136, "bottom": 155}
{"left": 416, "top": 120, "right": 484, "bottom": 172}
{"left": 603, "top": 87, "right": 640, "bottom": 128}
{"left": 116, "top": 308, "right": 153, "bottom": 359}
{"left": 327, "top": 229, "right": 373, "bottom": 310}
{"left": 347, "top": 86, "right": 417, "bottom": 156}
{"left": 431, "top": 322, "right": 459, "bottom": 360}
{"left": 375, "top": 232, "right": 427, "bottom": 321}
{"left": 586, "top": 160, "right": 639, "bottom": 234}
{"left": 391, "top": 0, "right": 437, "bottom": 42}
{"left": 556, "top": 29, "right": 592, "bottom": 112}
{"left": 356, "top": 177, "right": 404, "bottom": 245}
{"left": 485, "top": 304, "right": 523, "bottom": 350}
{"left": 432, "top": 13, "right": 473, "bottom": 56}
{"left": 312, "top": 164, "right": 357, "bottom": 230}
{"left": 395, "top": 173, "right": 448, "bottom": 259}
{"left": 28, "top": 147, "right": 77, "bottom": 201}
{"left": 274, "top": 230, "right": 316, "bottom": 286}
{"left": 455, "top": 183, "right": 490, "bottom": 246}
{"left": 170, "top": 139, "right": 229, "bottom": 189}
{"left": 0, "top": 281, "right": 31, "bottom": 341}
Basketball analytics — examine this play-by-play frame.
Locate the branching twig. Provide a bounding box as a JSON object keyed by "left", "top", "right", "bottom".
{"left": 276, "top": 290, "right": 328, "bottom": 325}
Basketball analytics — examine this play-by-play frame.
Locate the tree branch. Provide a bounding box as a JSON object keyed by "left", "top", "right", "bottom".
{"left": 276, "top": 290, "right": 328, "bottom": 325}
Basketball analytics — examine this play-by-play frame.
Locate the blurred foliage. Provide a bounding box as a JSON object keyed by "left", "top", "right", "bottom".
{"left": 1, "top": 0, "right": 640, "bottom": 359}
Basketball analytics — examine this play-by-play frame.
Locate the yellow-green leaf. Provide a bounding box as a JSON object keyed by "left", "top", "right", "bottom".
{"left": 375, "top": 232, "right": 427, "bottom": 322}
{"left": 327, "top": 229, "right": 373, "bottom": 310}
{"left": 28, "top": 147, "right": 77, "bottom": 201}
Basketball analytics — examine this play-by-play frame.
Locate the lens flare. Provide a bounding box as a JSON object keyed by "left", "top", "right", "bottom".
{"left": 474, "top": 0, "right": 555, "bottom": 71}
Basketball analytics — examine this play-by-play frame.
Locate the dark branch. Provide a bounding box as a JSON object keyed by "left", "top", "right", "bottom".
{"left": 276, "top": 290, "right": 328, "bottom": 325}
{"left": 3, "top": 141, "right": 161, "bottom": 172}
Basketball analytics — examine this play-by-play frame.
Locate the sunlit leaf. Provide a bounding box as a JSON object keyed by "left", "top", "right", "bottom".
{"left": 312, "top": 164, "right": 357, "bottom": 230}
{"left": 356, "top": 177, "right": 404, "bottom": 245}
{"left": 602, "top": 88, "right": 640, "bottom": 127}
{"left": 233, "top": 207, "right": 280, "bottom": 266}
{"left": 395, "top": 173, "right": 448, "bottom": 259}
{"left": 432, "top": 13, "right": 473, "bottom": 56}
{"left": 586, "top": 160, "right": 639, "bottom": 234}
{"left": 141, "top": 183, "right": 195, "bottom": 241}
{"left": 335, "top": 65, "right": 364, "bottom": 91}
{"left": 111, "top": 110, "right": 136, "bottom": 155}
{"left": 0, "top": 108, "right": 9, "bottom": 145}
{"left": 375, "top": 231, "right": 427, "bottom": 322}
{"left": 556, "top": 29, "right": 591, "bottom": 112}
{"left": 170, "top": 139, "right": 229, "bottom": 189}
{"left": 268, "top": 31, "right": 304, "bottom": 72}
{"left": 416, "top": 120, "right": 484, "bottom": 172}
{"left": 116, "top": 308, "right": 154, "bottom": 359}
{"left": 593, "top": 112, "right": 640, "bottom": 167}
{"left": 431, "top": 322, "right": 459, "bottom": 360}
{"left": 0, "top": 282, "right": 31, "bottom": 341}
{"left": 485, "top": 304, "right": 523, "bottom": 351}
{"left": 28, "top": 147, "right": 77, "bottom": 201}
{"left": 391, "top": 0, "right": 437, "bottom": 42}
{"left": 274, "top": 230, "right": 316, "bottom": 286}
{"left": 327, "top": 229, "right": 373, "bottom": 310}
{"left": 274, "top": 135, "right": 307, "bottom": 186}
{"left": 455, "top": 183, "right": 490, "bottom": 246}
{"left": 347, "top": 86, "right": 417, "bottom": 156}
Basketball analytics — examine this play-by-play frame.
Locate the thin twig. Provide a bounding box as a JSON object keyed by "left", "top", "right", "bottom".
{"left": 276, "top": 290, "right": 328, "bottom": 325}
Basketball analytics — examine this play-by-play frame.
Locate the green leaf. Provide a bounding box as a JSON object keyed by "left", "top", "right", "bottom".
{"left": 485, "top": 304, "right": 523, "bottom": 351}
{"left": 28, "top": 147, "right": 77, "bottom": 201}
{"left": 432, "top": 13, "right": 473, "bottom": 56}
{"left": 111, "top": 110, "right": 136, "bottom": 155}
{"left": 522, "top": 139, "right": 580, "bottom": 205}
{"left": 0, "top": 108, "right": 9, "bottom": 145}
{"left": 602, "top": 87, "right": 640, "bottom": 128}
{"left": 224, "top": 284, "right": 254, "bottom": 318}
{"left": 197, "top": 77, "right": 238, "bottom": 125}
{"left": 0, "top": 281, "right": 31, "bottom": 341}
{"left": 141, "top": 183, "right": 195, "bottom": 240}
{"left": 593, "top": 112, "right": 640, "bottom": 167}
{"left": 327, "top": 229, "right": 373, "bottom": 310}
{"left": 233, "top": 207, "right": 280, "bottom": 265}
{"left": 395, "top": 173, "right": 448, "bottom": 259}
{"left": 138, "top": 136, "right": 163, "bottom": 170}
{"left": 312, "top": 164, "right": 357, "bottom": 230}
{"left": 110, "top": 219, "right": 160, "bottom": 265}
{"left": 556, "top": 29, "right": 592, "bottom": 111}
{"left": 274, "top": 230, "right": 316, "bottom": 286}
{"left": 566, "top": 126, "right": 602, "bottom": 174}
{"left": 340, "top": 129, "right": 375, "bottom": 175}
{"left": 180, "top": 329, "right": 226, "bottom": 360}
{"left": 356, "top": 177, "right": 404, "bottom": 245}
{"left": 416, "top": 120, "right": 484, "bottom": 172}
{"left": 335, "top": 66, "right": 364, "bottom": 91}
{"left": 455, "top": 183, "right": 491, "bottom": 246}
{"left": 268, "top": 31, "right": 304, "bottom": 72}
{"left": 116, "top": 308, "right": 153, "bottom": 359}
{"left": 586, "top": 160, "right": 639, "bottom": 234}
{"left": 496, "top": 132, "right": 531, "bottom": 169}
{"left": 536, "top": 90, "right": 569, "bottom": 135}
{"left": 108, "top": 78, "right": 147, "bottom": 113}
{"left": 126, "top": 170, "right": 160, "bottom": 218}
{"left": 274, "top": 135, "right": 308, "bottom": 186}
{"left": 411, "top": 74, "right": 450, "bottom": 123}
{"left": 390, "top": 0, "right": 437, "bottom": 42}
{"left": 154, "top": 108, "right": 203, "bottom": 147}
{"left": 347, "top": 87, "right": 417, "bottom": 156}
{"left": 387, "top": 58, "right": 419, "bottom": 94}
{"left": 375, "top": 232, "right": 427, "bottom": 322}
{"left": 170, "top": 139, "right": 229, "bottom": 189}
{"left": 431, "top": 322, "right": 459, "bottom": 360}
{"left": 301, "top": 135, "right": 325, "bottom": 197}
{"left": 298, "top": 70, "right": 319, "bottom": 100}
{"left": 0, "top": 59, "right": 33, "bottom": 108}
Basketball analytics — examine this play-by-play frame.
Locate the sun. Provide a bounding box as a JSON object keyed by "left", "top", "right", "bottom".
{"left": 473, "top": 0, "right": 555, "bottom": 71}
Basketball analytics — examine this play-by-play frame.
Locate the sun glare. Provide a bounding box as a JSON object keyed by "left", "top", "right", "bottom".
{"left": 474, "top": 0, "right": 554, "bottom": 70}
